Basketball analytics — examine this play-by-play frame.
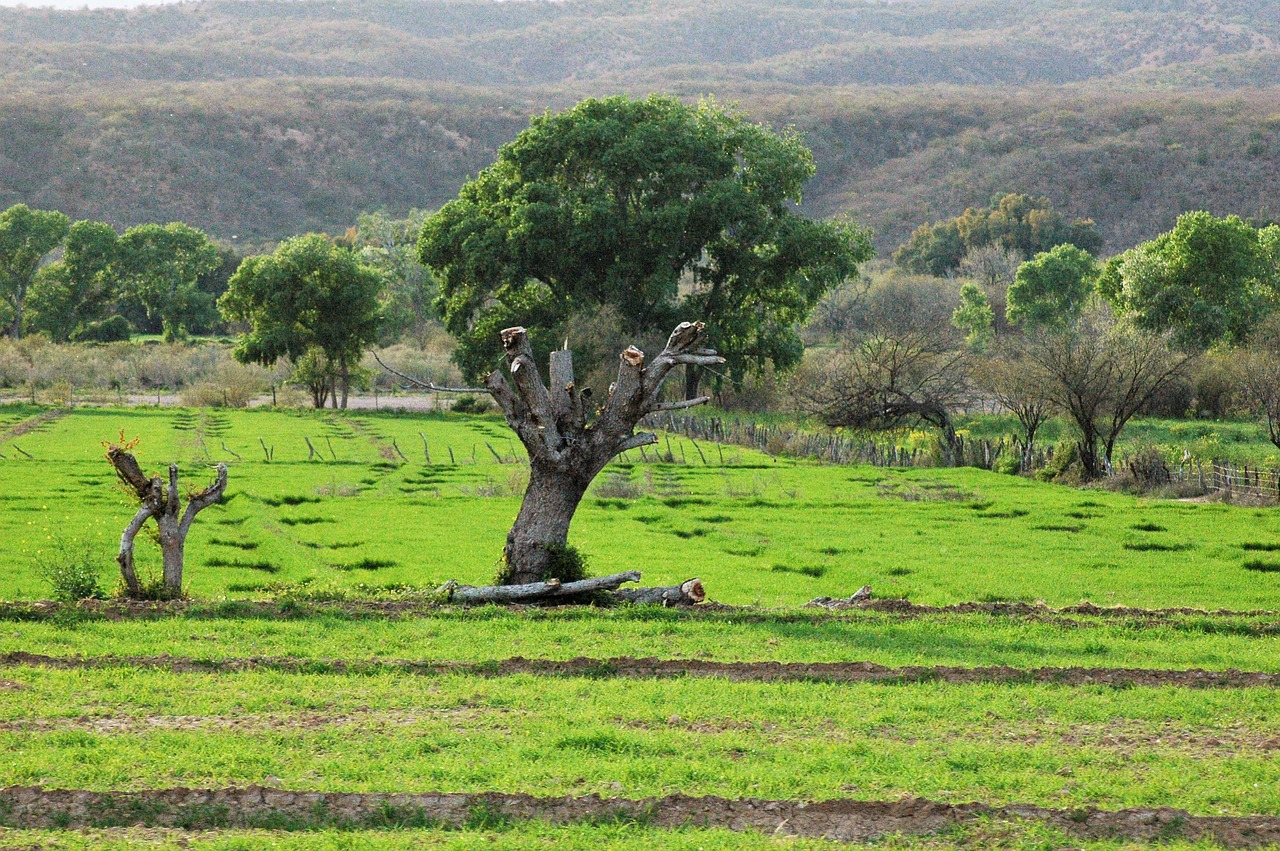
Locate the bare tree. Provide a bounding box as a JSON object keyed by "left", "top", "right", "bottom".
{"left": 1237, "top": 320, "right": 1280, "bottom": 449}
{"left": 795, "top": 329, "right": 970, "bottom": 466}
{"left": 972, "top": 350, "right": 1051, "bottom": 471}
{"left": 1026, "top": 309, "right": 1191, "bottom": 480}
{"left": 381, "top": 322, "right": 722, "bottom": 585}
{"left": 107, "top": 442, "right": 227, "bottom": 598}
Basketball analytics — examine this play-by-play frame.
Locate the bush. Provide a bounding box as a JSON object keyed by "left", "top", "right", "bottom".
{"left": 452, "top": 395, "right": 493, "bottom": 414}
{"left": 35, "top": 541, "right": 106, "bottom": 602}
{"left": 1036, "top": 439, "right": 1080, "bottom": 483}
{"left": 72, "top": 315, "right": 132, "bottom": 343}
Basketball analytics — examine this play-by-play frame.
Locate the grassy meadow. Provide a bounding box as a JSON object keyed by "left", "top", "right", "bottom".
{"left": 2, "top": 404, "right": 1280, "bottom": 609}
{"left": 3, "top": 403, "right": 1280, "bottom": 849}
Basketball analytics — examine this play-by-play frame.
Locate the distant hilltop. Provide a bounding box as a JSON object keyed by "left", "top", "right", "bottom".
{"left": 0, "top": 0, "right": 1278, "bottom": 250}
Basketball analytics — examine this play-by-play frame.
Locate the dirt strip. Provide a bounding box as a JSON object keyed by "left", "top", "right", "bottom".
{"left": 1, "top": 786, "right": 1277, "bottom": 846}
{"left": 3, "top": 597, "right": 1278, "bottom": 624}
{"left": 2, "top": 652, "right": 1276, "bottom": 689}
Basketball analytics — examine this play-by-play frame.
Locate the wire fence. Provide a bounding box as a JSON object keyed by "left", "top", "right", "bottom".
{"left": 653, "top": 413, "right": 1279, "bottom": 502}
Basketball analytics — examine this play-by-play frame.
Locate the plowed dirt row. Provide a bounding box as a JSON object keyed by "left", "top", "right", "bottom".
{"left": 2, "top": 652, "right": 1277, "bottom": 688}
{"left": 6, "top": 598, "right": 1277, "bottom": 622}
{"left": 2, "top": 786, "right": 1278, "bottom": 847}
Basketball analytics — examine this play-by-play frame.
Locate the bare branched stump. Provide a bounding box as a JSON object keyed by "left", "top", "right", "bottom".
{"left": 483, "top": 322, "right": 722, "bottom": 584}
{"left": 106, "top": 443, "right": 228, "bottom": 598}
{"left": 375, "top": 321, "right": 720, "bottom": 595}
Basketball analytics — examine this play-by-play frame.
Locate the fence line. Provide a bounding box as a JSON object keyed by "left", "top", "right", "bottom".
{"left": 654, "top": 414, "right": 1275, "bottom": 500}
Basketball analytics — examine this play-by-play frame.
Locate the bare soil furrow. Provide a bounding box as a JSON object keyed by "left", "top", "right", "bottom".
{"left": 3, "top": 597, "right": 1276, "bottom": 626}
{"left": 1, "top": 786, "right": 1277, "bottom": 847}
{"left": 1, "top": 652, "right": 1276, "bottom": 689}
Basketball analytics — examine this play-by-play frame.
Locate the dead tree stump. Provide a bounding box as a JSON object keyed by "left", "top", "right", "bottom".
{"left": 107, "top": 445, "right": 227, "bottom": 598}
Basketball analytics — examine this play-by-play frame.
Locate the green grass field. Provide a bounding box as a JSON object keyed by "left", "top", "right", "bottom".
{"left": 3, "top": 404, "right": 1280, "bottom": 848}
{"left": 3, "top": 405, "right": 1280, "bottom": 609}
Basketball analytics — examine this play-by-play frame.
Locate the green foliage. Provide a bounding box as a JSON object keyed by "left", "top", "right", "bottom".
{"left": 221, "top": 233, "right": 385, "bottom": 406}
{"left": 951, "top": 282, "right": 994, "bottom": 351}
{"left": 25, "top": 220, "right": 120, "bottom": 342}
{"left": 0, "top": 204, "right": 70, "bottom": 338}
{"left": 70, "top": 315, "right": 132, "bottom": 343}
{"left": 33, "top": 539, "right": 104, "bottom": 602}
{"left": 1099, "top": 211, "right": 1280, "bottom": 350}
{"left": 420, "top": 94, "right": 872, "bottom": 384}
{"left": 343, "top": 210, "right": 440, "bottom": 346}
{"left": 1007, "top": 243, "right": 1099, "bottom": 330}
{"left": 894, "top": 194, "right": 1101, "bottom": 277}
{"left": 115, "top": 222, "right": 221, "bottom": 342}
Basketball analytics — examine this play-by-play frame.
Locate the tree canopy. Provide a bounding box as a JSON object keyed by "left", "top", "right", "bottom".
{"left": 1097, "top": 211, "right": 1280, "bottom": 350}
{"left": 114, "top": 223, "right": 221, "bottom": 342}
{"left": 1006, "top": 243, "right": 1099, "bottom": 330}
{"left": 0, "top": 204, "right": 71, "bottom": 339}
{"left": 419, "top": 94, "right": 872, "bottom": 392}
{"left": 219, "top": 233, "right": 385, "bottom": 408}
{"left": 893, "top": 194, "right": 1102, "bottom": 277}
{"left": 27, "top": 220, "right": 121, "bottom": 342}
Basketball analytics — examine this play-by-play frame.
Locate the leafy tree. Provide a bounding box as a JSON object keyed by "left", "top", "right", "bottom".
{"left": 115, "top": 223, "right": 220, "bottom": 342}
{"left": 219, "top": 233, "right": 385, "bottom": 408}
{"left": 1097, "top": 212, "right": 1279, "bottom": 350}
{"left": 894, "top": 194, "right": 1101, "bottom": 277}
{"left": 1007, "top": 243, "right": 1098, "bottom": 330}
{"left": 26, "top": 220, "right": 121, "bottom": 342}
{"left": 0, "top": 204, "right": 70, "bottom": 339}
{"left": 419, "top": 95, "right": 872, "bottom": 396}
{"left": 951, "top": 282, "right": 994, "bottom": 351}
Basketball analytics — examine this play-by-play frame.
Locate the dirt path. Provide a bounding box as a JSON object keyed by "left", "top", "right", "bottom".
{"left": 2, "top": 652, "right": 1276, "bottom": 689}
{"left": 0, "top": 786, "right": 1276, "bottom": 846}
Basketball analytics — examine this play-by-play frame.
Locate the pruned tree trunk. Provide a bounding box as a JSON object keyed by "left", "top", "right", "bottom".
{"left": 381, "top": 322, "right": 722, "bottom": 587}
{"left": 108, "top": 445, "right": 227, "bottom": 598}
{"left": 483, "top": 323, "right": 722, "bottom": 583}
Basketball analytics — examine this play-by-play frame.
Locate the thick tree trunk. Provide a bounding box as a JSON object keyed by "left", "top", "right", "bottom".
{"left": 684, "top": 365, "right": 702, "bottom": 401}
{"left": 503, "top": 462, "right": 590, "bottom": 585}
{"left": 157, "top": 516, "right": 185, "bottom": 590}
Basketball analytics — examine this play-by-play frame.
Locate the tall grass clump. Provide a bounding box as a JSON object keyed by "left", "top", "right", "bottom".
{"left": 34, "top": 540, "right": 106, "bottom": 601}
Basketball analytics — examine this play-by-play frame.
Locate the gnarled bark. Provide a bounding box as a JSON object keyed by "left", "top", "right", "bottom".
{"left": 108, "top": 446, "right": 227, "bottom": 598}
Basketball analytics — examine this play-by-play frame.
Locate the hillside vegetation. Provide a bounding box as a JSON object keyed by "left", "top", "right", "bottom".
{"left": 2, "top": 0, "right": 1279, "bottom": 250}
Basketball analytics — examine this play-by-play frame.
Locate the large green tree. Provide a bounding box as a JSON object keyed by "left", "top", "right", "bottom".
{"left": 419, "top": 95, "right": 872, "bottom": 397}
{"left": 115, "top": 222, "right": 220, "bottom": 342}
{"left": 1097, "top": 211, "right": 1280, "bottom": 350}
{"left": 26, "top": 220, "right": 121, "bottom": 342}
{"left": 1006, "top": 243, "right": 1099, "bottom": 331}
{"left": 0, "top": 204, "right": 70, "bottom": 339}
{"left": 219, "top": 233, "right": 385, "bottom": 408}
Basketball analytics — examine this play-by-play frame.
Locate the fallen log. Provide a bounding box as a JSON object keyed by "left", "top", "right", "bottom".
{"left": 615, "top": 578, "right": 705, "bottom": 606}
{"left": 436, "top": 572, "right": 706, "bottom": 605}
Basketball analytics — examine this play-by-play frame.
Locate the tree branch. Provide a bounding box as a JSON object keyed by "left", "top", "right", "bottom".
{"left": 616, "top": 432, "right": 658, "bottom": 454}
{"left": 370, "top": 350, "right": 488, "bottom": 393}
{"left": 648, "top": 396, "right": 711, "bottom": 413}
{"left": 116, "top": 504, "right": 155, "bottom": 596}
{"left": 441, "top": 570, "right": 642, "bottom": 603}
{"left": 501, "top": 326, "right": 564, "bottom": 455}
{"left": 179, "top": 463, "right": 228, "bottom": 538}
